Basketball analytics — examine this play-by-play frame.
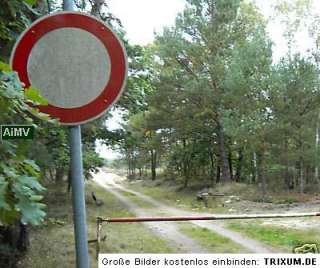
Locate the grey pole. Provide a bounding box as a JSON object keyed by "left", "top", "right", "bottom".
{"left": 63, "top": 1, "right": 90, "bottom": 267}
{"left": 63, "top": 0, "right": 75, "bottom": 11}
{"left": 69, "top": 126, "right": 90, "bottom": 268}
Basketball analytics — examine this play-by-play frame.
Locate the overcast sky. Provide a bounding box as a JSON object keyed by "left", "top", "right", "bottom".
{"left": 97, "top": 0, "right": 320, "bottom": 159}
{"left": 108, "top": 0, "right": 185, "bottom": 45}
{"left": 107, "top": 0, "right": 318, "bottom": 55}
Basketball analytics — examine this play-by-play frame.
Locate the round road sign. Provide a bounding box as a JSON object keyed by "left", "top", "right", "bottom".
{"left": 10, "top": 12, "right": 127, "bottom": 125}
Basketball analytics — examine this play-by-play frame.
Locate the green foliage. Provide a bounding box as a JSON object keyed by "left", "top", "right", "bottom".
{"left": 32, "top": 126, "right": 70, "bottom": 179}
{"left": 0, "top": 61, "right": 11, "bottom": 72}
{"left": 82, "top": 144, "right": 104, "bottom": 179}
{"left": 25, "top": 87, "right": 48, "bottom": 105}
{"left": 23, "top": 0, "right": 38, "bottom": 5}
{"left": 0, "top": 65, "right": 47, "bottom": 225}
{"left": 121, "top": 0, "right": 267, "bottom": 184}
{"left": 120, "top": 0, "right": 320, "bottom": 193}
{"left": 0, "top": 0, "right": 41, "bottom": 61}
{"left": 118, "top": 44, "right": 156, "bottom": 114}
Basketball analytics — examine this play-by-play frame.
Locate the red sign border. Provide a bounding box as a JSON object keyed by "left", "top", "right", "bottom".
{"left": 10, "top": 11, "right": 127, "bottom": 125}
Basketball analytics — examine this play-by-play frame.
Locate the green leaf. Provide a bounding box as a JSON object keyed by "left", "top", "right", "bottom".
{"left": 23, "top": 0, "right": 37, "bottom": 6}
{"left": 11, "top": 175, "right": 46, "bottom": 225}
{"left": 29, "top": 107, "right": 57, "bottom": 123}
{"left": 25, "top": 87, "right": 48, "bottom": 105}
{"left": 17, "top": 176, "right": 46, "bottom": 192}
{"left": 29, "top": 195, "right": 43, "bottom": 202}
{"left": 0, "top": 61, "right": 11, "bottom": 72}
{"left": 23, "top": 159, "right": 41, "bottom": 175}
{"left": 15, "top": 198, "right": 46, "bottom": 225}
{"left": 2, "top": 166, "right": 18, "bottom": 179}
{"left": 0, "top": 209, "right": 19, "bottom": 225}
{"left": 0, "top": 176, "right": 10, "bottom": 210}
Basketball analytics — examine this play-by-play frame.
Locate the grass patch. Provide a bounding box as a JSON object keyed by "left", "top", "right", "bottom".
{"left": 20, "top": 180, "right": 173, "bottom": 268}
{"left": 228, "top": 221, "right": 320, "bottom": 252}
{"left": 126, "top": 181, "right": 227, "bottom": 213}
{"left": 86, "top": 182, "right": 173, "bottom": 255}
{"left": 125, "top": 175, "right": 320, "bottom": 208}
{"left": 178, "top": 223, "right": 249, "bottom": 253}
{"left": 268, "top": 192, "right": 315, "bottom": 204}
{"left": 121, "top": 191, "right": 136, "bottom": 197}
{"left": 121, "top": 191, "right": 155, "bottom": 209}
{"left": 19, "top": 184, "right": 76, "bottom": 268}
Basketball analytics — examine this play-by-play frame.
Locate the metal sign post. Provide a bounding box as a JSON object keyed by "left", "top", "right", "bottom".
{"left": 63, "top": 0, "right": 75, "bottom": 11}
{"left": 69, "top": 125, "right": 89, "bottom": 268}
{"left": 63, "top": 2, "right": 90, "bottom": 268}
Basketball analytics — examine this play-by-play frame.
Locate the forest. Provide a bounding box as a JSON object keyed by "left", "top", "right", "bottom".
{"left": 121, "top": 0, "right": 320, "bottom": 199}
{"left": 1, "top": 0, "right": 320, "bottom": 266}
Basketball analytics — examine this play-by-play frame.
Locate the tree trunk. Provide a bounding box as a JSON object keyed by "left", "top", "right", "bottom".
{"left": 251, "top": 152, "right": 257, "bottom": 183}
{"left": 315, "top": 111, "right": 320, "bottom": 182}
{"left": 151, "top": 149, "right": 157, "bottom": 181}
{"left": 256, "top": 151, "right": 267, "bottom": 202}
{"left": 216, "top": 122, "right": 231, "bottom": 182}
{"left": 228, "top": 151, "right": 233, "bottom": 180}
{"left": 299, "top": 157, "right": 304, "bottom": 194}
{"left": 183, "top": 173, "right": 190, "bottom": 188}
{"left": 49, "top": 167, "right": 54, "bottom": 181}
{"left": 182, "top": 157, "right": 190, "bottom": 188}
{"left": 298, "top": 129, "right": 304, "bottom": 193}
{"left": 127, "top": 149, "right": 136, "bottom": 180}
{"left": 126, "top": 152, "right": 130, "bottom": 177}
{"left": 182, "top": 139, "right": 190, "bottom": 187}
{"left": 294, "top": 161, "right": 299, "bottom": 190}
{"left": 306, "top": 165, "right": 311, "bottom": 185}
{"left": 209, "top": 151, "right": 215, "bottom": 186}
{"left": 216, "top": 165, "right": 221, "bottom": 183}
{"left": 234, "top": 149, "right": 243, "bottom": 182}
{"left": 132, "top": 154, "right": 136, "bottom": 180}
{"left": 67, "top": 168, "right": 72, "bottom": 193}
{"left": 0, "top": 221, "right": 29, "bottom": 268}
{"left": 283, "top": 138, "right": 291, "bottom": 190}
{"left": 55, "top": 167, "right": 65, "bottom": 184}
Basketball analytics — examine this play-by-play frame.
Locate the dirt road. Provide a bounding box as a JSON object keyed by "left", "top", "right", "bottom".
{"left": 94, "top": 171, "right": 207, "bottom": 253}
{"left": 93, "top": 169, "right": 276, "bottom": 253}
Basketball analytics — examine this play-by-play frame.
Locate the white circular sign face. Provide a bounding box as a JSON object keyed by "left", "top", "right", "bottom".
{"left": 27, "top": 28, "right": 111, "bottom": 108}
{"left": 11, "top": 12, "right": 127, "bottom": 125}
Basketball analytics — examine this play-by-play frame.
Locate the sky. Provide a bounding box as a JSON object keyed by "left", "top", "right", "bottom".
{"left": 108, "top": 0, "right": 186, "bottom": 45}
{"left": 96, "top": 0, "right": 320, "bottom": 160}
{"left": 107, "top": 0, "right": 319, "bottom": 56}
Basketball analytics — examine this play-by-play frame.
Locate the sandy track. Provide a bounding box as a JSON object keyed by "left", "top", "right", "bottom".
{"left": 94, "top": 172, "right": 207, "bottom": 253}
{"left": 93, "top": 170, "right": 276, "bottom": 253}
